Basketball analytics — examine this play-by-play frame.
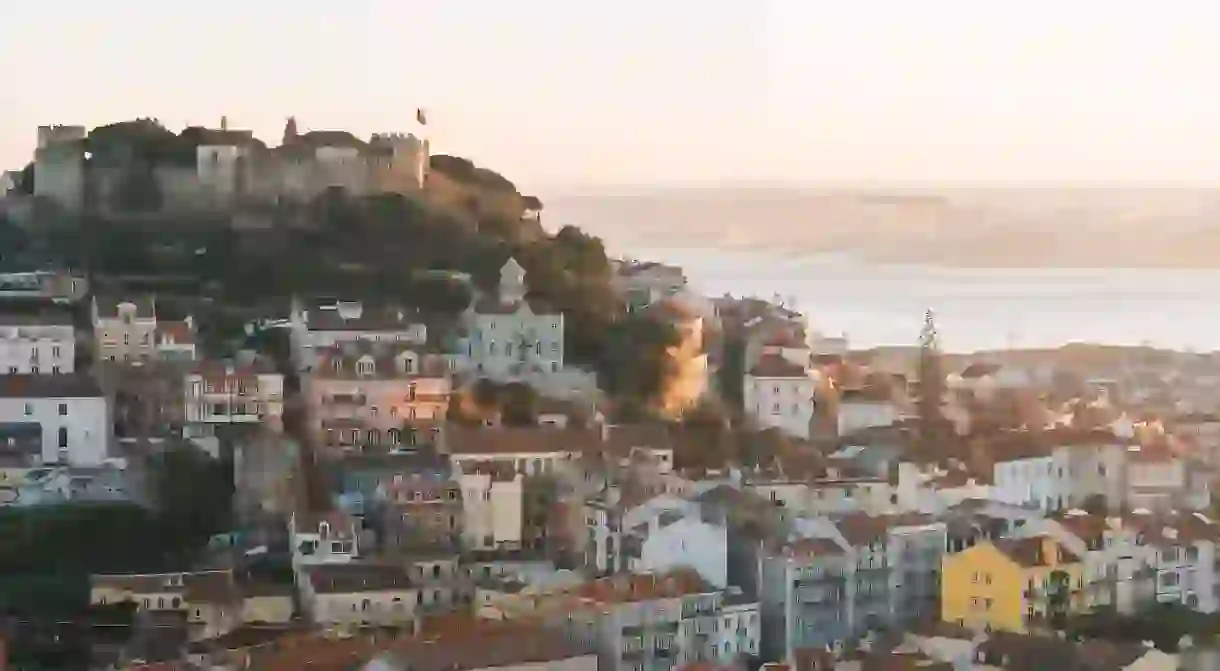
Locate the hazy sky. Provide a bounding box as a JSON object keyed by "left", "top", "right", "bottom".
{"left": 4, "top": 2, "right": 1220, "bottom": 190}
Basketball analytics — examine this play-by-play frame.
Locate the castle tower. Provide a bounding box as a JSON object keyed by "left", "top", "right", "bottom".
{"left": 499, "top": 257, "right": 527, "bottom": 304}
{"left": 282, "top": 117, "right": 298, "bottom": 146}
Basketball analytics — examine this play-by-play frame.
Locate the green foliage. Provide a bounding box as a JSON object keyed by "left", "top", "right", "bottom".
{"left": 17, "top": 161, "right": 34, "bottom": 194}
{"left": 1066, "top": 604, "right": 1217, "bottom": 651}
{"left": 500, "top": 382, "right": 540, "bottom": 426}
{"left": 599, "top": 312, "right": 680, "bottom": 402}
{"left": 147, "top": 442, "right": 235, "bottom": 548}
{"left": 112, "top": 163, "right": 164, "bottom": 212}
{"left": 430, "top": 155, "right": 517, "bottom": 192}
{"left": 0, "top": 214, "right": 27, "bottom": 264}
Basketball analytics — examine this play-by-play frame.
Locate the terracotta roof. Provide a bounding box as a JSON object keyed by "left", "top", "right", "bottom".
{"left": 783, "top": 537, "right": 847, "bottom": 558}
{"left": 860, "top": 651, "right": 953, "bottom": 671}
{"left": 0, "top": 374, "right": 103, "bottom": 398}
{"left": 94, "top": 294, "right": 156, "bottom": 319}
{"left": 445, "top": 425, "right": 603, "bottom": 455}
{"left": 748, "top": 353, "right": 809, "bottom": 378}
{"left": 0, "top": 309, "right": 75, "bottom": 326}
{"left": 839, "top": 385, "right": 894, "bottom": 403}
{"left": 975, "top": 632, "right": 1145, "bottom": 671}
{"left": 305, "top": 305, "right": 422, "bottom": 332}
{"left": 183, "top": 571, "right": 241, "bottom": 604}
{"left": 377, "top": 619, "right": 594, "bottom": 671}
{"left": 306, "top": 563, "right": 414, "bottom": 594}
{"left": 992, "top": 536, "right": 1080, "bottom": 567}
{"left": 570, "top": 568, "right": 716, "bottom": 604}
{"left": 314, "top": 341, "right": 448, "bottom": 379}
{"left": 155, "top": 320, "right": 194, "bottom": 345}
{"left": 960, "top": 362, "right": 1001, "bottom": 379}
{"left": 835, "top": 513, "right": 936, "bottom": 546}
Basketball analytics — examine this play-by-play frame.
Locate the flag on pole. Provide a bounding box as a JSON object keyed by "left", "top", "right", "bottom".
{"left": 416, "top": 108, "right": 428, "bottom": 126}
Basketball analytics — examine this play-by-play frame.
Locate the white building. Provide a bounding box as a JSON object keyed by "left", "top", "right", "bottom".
{"left": 456, "top": 461, "right": 525, "bottom": 550}
{"left": 635, "top": 515, "right": 729, "bottom": 589}
{"left": 183, "top": 359, "right": 285, "bottom": 437}
{"left": 991, "top": 448, "right": 1065, "bottom": 513}
{"left": 837, "top": 389, "right": 901, "bottom": 437}
{"left": 0, "top": 312, "right": 75, "bottom": 375}
{"left": 744, "top": 354, "right": 817, "bottom": 439}
{"left": 0, "top": 375, "right": 110, "bottom": 466}
{"left": 299, "top": 563, "right": 418, "bottom": 627}
{"left": 461, "top": 258, "right": 565, "bottom": 381}
{"left": 289, "top": 510, "right": 360, "bottom": 569}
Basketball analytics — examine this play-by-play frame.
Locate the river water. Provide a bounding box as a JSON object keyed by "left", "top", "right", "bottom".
{"left": 630, "top": 247, "right": 1220, "bottom": 353}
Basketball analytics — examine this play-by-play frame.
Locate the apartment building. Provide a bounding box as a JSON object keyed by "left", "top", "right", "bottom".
{"left": 457, "top": 460, "right": 524, "bottom": 551}
{"left": 743, "top": 354, "right": 817, "bottom": 440}
{"left": 183, "top": 359, "right": 284, "bottom": 437}
{"left": 549, "top": 569, "right": 757, "bottom": 671}
{"left": 0, "top": 311, "right": 75, "bottom": 374}
{"left": 304, "top": 341, "right": 450, "bottom": 457}
{"left": 941, "top": 535, "right": 1085, "bottom": 634}
{"left": 92, "top": 295, "right": 157, "bottom": 363}
{"left": 298, "top": 562, "right": 417, "bottom": 627}
{"left": 288, "top": 298, "right": 428, "bottom": 372}
{"left": 0, "top": 374, "right": 110, "bottom": 466}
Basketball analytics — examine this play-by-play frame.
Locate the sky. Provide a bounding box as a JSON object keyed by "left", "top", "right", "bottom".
{"left": 4, "top": 2, "right": 1220, "bottom": 191}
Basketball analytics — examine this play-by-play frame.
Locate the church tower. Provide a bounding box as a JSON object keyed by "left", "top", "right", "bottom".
{"left": 282, "top": 117, "right": 299, "bottom": 146}
{"left": 499, "top": 257, "right": 527, "bottom": 304}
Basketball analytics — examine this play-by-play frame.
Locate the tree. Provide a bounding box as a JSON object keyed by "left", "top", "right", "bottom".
{"left": 1082, "top": 494, "right": 1109, "bottom": 515}
{"left": 146, "top": 442, "right": 234, "bottom": 551}
{"left": 16, "top": 162, "right": 34, "bottom": 194}
{"left": 1047, "top": 569, "right": 1071, "bottom": 630}
{"left": 500, "top": 382, "right": 540, "bottom": 426}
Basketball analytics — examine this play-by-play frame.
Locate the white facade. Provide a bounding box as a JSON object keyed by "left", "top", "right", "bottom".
{"left": 0, "top": 377, "right": 110, "bottom": 466}
{"left": 837, "top": 400, "right": 900, "bottom": 437}
{"left": 637, "top": 516, "right": 729, "bottom": 589}
{"left": 289, "top": 512, "right": 359, "bottom": 569}
{"left": 744, "top": 372, "right": 817, "bottom": 439}
{"left": 457, "top": 469, "right": 524, "bottom": 550}
{"left": 183, "top": 366, "right": 285, "bottom": 433}
{"left": 0, "top": 319, "right": 74, "bottom": 375}
{"left": 461, "top": 259, "right": 565, "bottom": 381}
{"left": 992, "top": 454, "right": 1067, "bottom": 513}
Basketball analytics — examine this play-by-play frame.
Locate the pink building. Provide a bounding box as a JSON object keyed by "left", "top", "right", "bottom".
{"left": 304, "top": 342, "right": 451, "bottom": 457}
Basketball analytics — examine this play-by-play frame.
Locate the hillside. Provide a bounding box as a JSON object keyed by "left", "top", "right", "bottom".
{"left": 2, "top": 121, "right": 679, "bottom": 410}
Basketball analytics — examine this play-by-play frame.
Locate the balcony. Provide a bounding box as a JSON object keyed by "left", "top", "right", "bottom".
{"left": 329, "top": 393, "right": 367, "bottom": 406}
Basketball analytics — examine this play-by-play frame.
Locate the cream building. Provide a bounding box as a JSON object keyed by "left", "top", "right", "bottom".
{"left": 0, "top": 312, "right": 75, "bottom": 375}
{"left": 461, "top": 258, "right": 565, "bottom": 381}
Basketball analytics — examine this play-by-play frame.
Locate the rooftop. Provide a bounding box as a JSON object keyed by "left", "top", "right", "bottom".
{"left": 0, "top": 374, "right": 103, "bottom": 398}
{"left": 748, "top": 354, "right": 810, "bottom": 379}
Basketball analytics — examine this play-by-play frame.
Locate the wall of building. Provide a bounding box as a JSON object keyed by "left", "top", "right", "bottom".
{"left": 0, "top": 394, "right": 110, "bottom": 466}
{"left": 0, "top": 325, "right": 75, "bottom": 374}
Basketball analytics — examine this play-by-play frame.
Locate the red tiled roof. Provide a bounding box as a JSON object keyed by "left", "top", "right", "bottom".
{"left": 156, "top": 320, "right": 194, "bottom": 345}
{"left": 748, "top": 354, "right": 809, "bottom": 378}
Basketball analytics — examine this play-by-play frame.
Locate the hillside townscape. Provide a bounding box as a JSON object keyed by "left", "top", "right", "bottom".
{"left": 0, "top": 118, "right": 1217, "bottom": 670}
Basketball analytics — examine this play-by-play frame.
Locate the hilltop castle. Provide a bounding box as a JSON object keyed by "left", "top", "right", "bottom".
{"left": 33, "top": 117, "right": 429, "bottom": 213}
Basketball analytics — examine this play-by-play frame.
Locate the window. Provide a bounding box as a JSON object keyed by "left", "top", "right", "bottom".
{"left": 58, "top": 403, "right": 67, "bottom": 416}
{"left": 23, "top": 403, "right": 32, "bottom": 416}
{"left": 123, "top": 333, "right": 130, "bottom": 345}
{"left": 51, "top": 365, "right": 60, "bottom": 374}
{"left": 52, "top": 346, "right": 61, "bottom": 358}
{"left": 58, "top": 427, "right": 68, "bottom": 448}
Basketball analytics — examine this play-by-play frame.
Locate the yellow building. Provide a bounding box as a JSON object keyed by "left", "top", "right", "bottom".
{"left": 941, "top": 535, "right": 1085, "bottom": 634}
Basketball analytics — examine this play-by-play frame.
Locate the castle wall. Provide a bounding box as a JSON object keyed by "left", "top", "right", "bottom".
{"left": 34, "top": 146, "right": 85, "bottom": 211}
